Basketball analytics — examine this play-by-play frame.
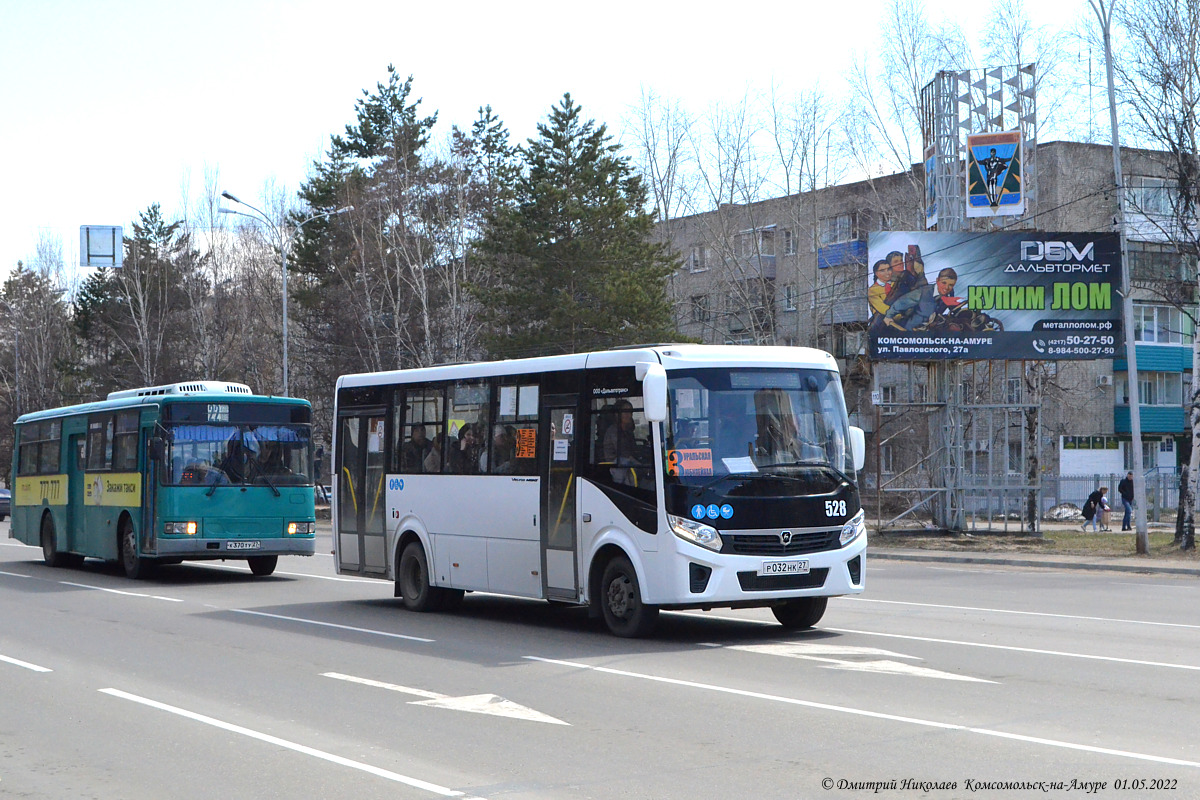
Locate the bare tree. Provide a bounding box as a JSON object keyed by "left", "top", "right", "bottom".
{"left": 1109, "top": 0, "right": 1200, "bottom": 549}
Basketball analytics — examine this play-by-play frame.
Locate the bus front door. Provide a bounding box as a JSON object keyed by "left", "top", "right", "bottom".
{"left": 541, "top": 397, "right": 579, "bottom": 600}
{"left": 336, "top": 413, "right": 388, "bottom": 576}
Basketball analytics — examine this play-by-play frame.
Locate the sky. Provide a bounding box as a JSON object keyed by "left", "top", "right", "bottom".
{"left": 0, "top": 0, "right": 1085, "bottom": 283}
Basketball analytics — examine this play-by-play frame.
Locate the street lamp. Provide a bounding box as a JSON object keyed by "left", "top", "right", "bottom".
{"left": 219, "top": 191, "right": 350, "bottom": 397}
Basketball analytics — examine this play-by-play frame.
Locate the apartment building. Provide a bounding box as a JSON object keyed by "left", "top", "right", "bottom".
{"left": 657, "top": 141, "right": 1195, "bottom": 481}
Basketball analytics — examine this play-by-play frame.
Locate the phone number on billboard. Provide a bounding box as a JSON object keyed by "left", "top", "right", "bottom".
{"left": 1047, "top": 346, "right": 1118, "bottom": 356}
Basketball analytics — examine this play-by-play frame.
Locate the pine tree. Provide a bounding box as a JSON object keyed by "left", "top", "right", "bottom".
{"left": 476, "top": 94, "right": 677, "bottom": 358}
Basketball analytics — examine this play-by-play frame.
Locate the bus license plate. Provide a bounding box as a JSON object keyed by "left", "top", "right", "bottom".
{"left": 759, "top": 560, "right": 809, "bottom": 576}
{"left": 226, "top": 541, "right": 261, "bottom": 550}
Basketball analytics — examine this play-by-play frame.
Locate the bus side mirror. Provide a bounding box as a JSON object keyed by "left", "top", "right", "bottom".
{"left": 149, "top": 437, "right": 166, "bottom": 462}
{"left": 849, "top": 426, "right": 866, "bottom": 472}
{"left": 637, "top": 362, "right": 668, "bottom": 423}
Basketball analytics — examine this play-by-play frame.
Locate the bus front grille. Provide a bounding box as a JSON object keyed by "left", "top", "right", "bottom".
{"left": 722, "top": 530, "right": 839, "bottom": 556}
{"left": 736, "top": 568, "right": 828, "bottom": 592}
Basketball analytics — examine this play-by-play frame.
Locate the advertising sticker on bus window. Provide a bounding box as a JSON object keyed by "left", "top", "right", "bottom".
{"left": 515, "top": 428, "right": 536, "bottom": 459}
{"left": 667, "top": 449, "right": 714, "bottom": 477}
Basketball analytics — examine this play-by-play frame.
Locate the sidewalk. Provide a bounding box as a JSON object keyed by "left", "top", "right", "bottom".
{"left": 870, "top": 546, "right": 1200, "bottom": 577}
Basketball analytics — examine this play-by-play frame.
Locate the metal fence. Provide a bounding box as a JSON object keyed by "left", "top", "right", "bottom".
{"left": 1045, "top": 472, "right": 1178, "bottom": 523}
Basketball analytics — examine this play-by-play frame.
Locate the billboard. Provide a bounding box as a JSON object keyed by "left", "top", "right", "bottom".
{"left": 966, "top": 131, "right": 1024, "bottom": 218}
{"left": 867, "top": 232, "right": 1123, "bottom": 361}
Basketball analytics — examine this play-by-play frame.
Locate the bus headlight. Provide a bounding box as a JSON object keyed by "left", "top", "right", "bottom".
{"left": 840, "top": 508, "right": 866, "bottom": 546}
{"left": 287, "top": 521, "right": 315, "bottom": 535}
{"left": 164, "top": 521, "right": 197, "bottom": 535}
{"left": 668, "top": 515, "right": 723, "bottom": 552}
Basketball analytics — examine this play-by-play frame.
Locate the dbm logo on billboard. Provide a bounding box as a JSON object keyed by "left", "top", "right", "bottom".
{"left": 866, "top": 232, "right": 1122, "bottom": 361}
{"left": 1020, "top": 240, "right": 1096, "bottom": 262}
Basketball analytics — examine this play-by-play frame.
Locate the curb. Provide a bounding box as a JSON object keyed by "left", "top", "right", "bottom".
{"left": 870, "top": 549, "right": 1200, "bottom": 577}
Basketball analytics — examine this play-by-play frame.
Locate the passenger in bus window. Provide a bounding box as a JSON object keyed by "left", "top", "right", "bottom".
{"left": 488, "top": 425, "right": 515, "bottom": 473}
{"left": 604, "top": 399, "right": 641, "bottom": 485}
{"left": 423, "top": 432, "right": 445, "bottom": 473}
{"left": 401, "top": 425, "right": 432, "bottom": 472}
{"left": 218, "top": 438, "right": 249, "bottom": 483}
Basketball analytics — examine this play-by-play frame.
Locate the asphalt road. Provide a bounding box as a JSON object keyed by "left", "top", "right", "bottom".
{"left": 3, "top": 522, "right": 1199, "bottom": 799}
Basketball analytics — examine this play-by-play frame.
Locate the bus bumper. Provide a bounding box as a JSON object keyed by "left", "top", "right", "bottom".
{"left": 155, "top": 537, "right": 316, "bottom": 557}
{"left": 653, "top": 533, "right": 866, "bottom": 609}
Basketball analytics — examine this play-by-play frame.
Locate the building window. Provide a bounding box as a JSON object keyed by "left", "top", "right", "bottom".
{"left": 736, "top": 228, "right": 776, "bottom": 257}
{"left": 689, "top": 244, "right": 707, "bottom": 272}
{"left": 1127, "top": 175, "right": 1177, "bottom": 217}
{"left": 1007, "top": 440, "right": 1023, "bottom": 475}
{"left": 1006, "top": 377, "right": 1022, "bottom": 404}
{"left": 879, "top": 443, "right": 894, "bottom": 474}
{"left": 782, "top": 228, "right": 796, "bottom": 255}
{"left": 690, "top": 295, "right": 710, "bottom": 323}
{"left": 1128, "top": 241, "right": 1183, "bottom": 282}
{"left": 819, "top": 213, "right": 857, "bottom": 246}
{"left": 784, "top": 284, "right": 797, "bottom": 311}
{"left": 1118, "top": 371, "right": 1183, "bottom": 406}
{"left": 1133, "top": 303, "right": 1194, "bottom": 345}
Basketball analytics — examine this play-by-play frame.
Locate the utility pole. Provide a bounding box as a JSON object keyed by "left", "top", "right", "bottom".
{"left": 1092, "top": 0, "right": 1151, "bottom": 554}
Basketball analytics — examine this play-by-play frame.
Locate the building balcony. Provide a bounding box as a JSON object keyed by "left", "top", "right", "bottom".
{"left": 818, "top": 240, "right": 867, "bottom": 269}
{"left": 1114, "top": 405, "right": 1186, "bottom": 435}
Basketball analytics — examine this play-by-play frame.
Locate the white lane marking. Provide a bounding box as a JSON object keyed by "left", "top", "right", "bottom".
{"left": 0, "top": 569, "right": 32, "bottom": 578}
{"left": 324, "top": 671, "right": 443, "bottom": 699}
{"left": 825, "top": 627, "right": 1200, "bottom": 673}
{"left": 841, "top": 597, "right": 1200, "bottom": 631}
{"left": 523, "top": 656, "right": 1200, "bottom": 768}
{"left": 200, "top": 562, "right": 378, "bottom": 583}
{"left": 727, "top": 643, "right": 993, "bottom": 682}
{"left": 732, "top": 643, "right": 919, "bottom": 659}
{"left": 323, "top": 672, "right": 569, "bottom": 725}
{"left": 0, "top": 653, "right": 53, "bottom": 672}
{"left": 0, "top": 540, "right": 37, "bottom": 548}
{"left": 99, "top": 688, "right": 488, "bottom": 798}
{"left": 230, "top": 609, "right": 434, "bottom": 643}
{"left": 59, "top": 581, "right": 183, "bottom": 603}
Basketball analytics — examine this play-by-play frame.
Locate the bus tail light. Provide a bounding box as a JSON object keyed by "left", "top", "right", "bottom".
{"left": 164, "top": 521, "right": 197, "bottom": 535}
{"left": 287, "top": 521, "right": 315, "bottom": 535}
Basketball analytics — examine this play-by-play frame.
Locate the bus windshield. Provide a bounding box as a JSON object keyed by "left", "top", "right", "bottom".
{"left": 166, "top": 423, "right": 313, "bottom": 487}
{"left": 666, "top": 368, "right": 853, "bottom": 486}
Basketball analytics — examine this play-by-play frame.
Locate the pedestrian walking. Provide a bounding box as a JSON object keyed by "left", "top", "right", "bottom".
{"left": 1118, "top": 471, "right": 1134, "bottom": 531}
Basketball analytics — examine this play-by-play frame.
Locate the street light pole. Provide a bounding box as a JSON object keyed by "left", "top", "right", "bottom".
{"left": 219, "top": 192, "right": 350, "bottom": 397}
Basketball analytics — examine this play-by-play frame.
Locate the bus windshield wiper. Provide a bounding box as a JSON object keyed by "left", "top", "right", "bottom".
{"left": 761, "top": 460, "right": 854, "bottom": 486}
{"left": 249, "top": 461, "right": 281, "bottom": 497}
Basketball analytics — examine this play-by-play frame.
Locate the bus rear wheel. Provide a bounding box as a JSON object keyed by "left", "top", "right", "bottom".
{"left": 771, "top": 597, "right": 827, "bottom": 629}
{"left": 600, "top": 555, "right": 659, "bottom": 638}
{"left": 248, "top": 555, "right": 278, "bottom": 576}
{"left": 41, "top": 515, "right": 69, "bottom": 568}
{"left": 120, "top": 519, "right": 154, "bottom": 580}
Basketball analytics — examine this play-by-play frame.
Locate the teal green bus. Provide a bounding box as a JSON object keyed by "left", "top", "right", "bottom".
{"left": 10, "top": 381, "right": 316, "bottom": 578}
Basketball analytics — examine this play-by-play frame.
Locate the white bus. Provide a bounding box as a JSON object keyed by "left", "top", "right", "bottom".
{"left": 332, "top": 345, "right": 866, "bottom": 637}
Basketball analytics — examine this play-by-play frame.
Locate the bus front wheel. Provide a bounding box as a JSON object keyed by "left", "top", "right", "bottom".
{"left": 248, "top": 556, "right": 278, "bottom": 576}
{"left": 600, "top": 555, "right": 659, "bottom": 638}
{"left": 398, "top": 541, "right": 442, "bottom": 612}
{"left": 771, "top": 597, "right": 827, "bottom": 629}
{"left": 120, "top": 519, "right": 154, "bottom": 580}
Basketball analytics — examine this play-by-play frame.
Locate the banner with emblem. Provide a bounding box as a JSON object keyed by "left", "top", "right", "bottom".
{"left": 966, "top": 131, "right": 1024, "bottom": 218}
